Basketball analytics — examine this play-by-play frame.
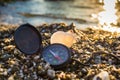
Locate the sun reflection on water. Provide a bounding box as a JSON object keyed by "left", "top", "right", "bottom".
{"left": 98, "top": 0, "right": 117, "bottom": 25}
{"left": 93, "top": 0, "right": 120, "bottom": 33}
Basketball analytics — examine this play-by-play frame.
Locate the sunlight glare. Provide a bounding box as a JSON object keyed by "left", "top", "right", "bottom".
{"left": 98, "top": 0, "right": 117, "bottom": 25}
{"left": 97, "top": 0, "right": 120, "bottom": 33}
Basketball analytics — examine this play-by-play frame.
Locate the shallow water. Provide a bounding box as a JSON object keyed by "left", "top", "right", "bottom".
{"left": 0, "top": 0, "right": 120, "bottom": 30}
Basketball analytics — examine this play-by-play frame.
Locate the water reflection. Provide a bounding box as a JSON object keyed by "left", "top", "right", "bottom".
{"left": 93, "top": 0, "right": 120, "bottom": 33}
{"left": 98, "top": 0, "right": 117, "bottom": 26}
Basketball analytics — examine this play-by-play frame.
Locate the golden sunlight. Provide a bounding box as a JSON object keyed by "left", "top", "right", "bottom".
{"left": 96, "top": 0, "right": 120, "bottom": 33}
{"left": 98, "top": 0, "right": 117, "bottom": 25}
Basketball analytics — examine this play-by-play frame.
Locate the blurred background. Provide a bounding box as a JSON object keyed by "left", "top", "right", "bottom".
{"left": 0, "top": 0, "right": 120, "bottom": 31}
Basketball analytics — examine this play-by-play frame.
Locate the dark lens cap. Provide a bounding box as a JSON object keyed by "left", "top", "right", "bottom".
{"left": 14, "top": 23, "right": 42, "bottom": 55}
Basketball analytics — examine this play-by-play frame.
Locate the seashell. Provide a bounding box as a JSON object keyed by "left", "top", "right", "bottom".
{"left": 93, "top": 71, "right": 110, "bottom": 80}
{"left": 50, "top": 31, "right": 76, "bottom": 47}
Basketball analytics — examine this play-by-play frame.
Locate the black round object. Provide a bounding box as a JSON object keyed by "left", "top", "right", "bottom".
{"left": 42, "top": 43, "right": 71, "bottom": 68}
{"left": 14, "top": 23, "right": 42, "bottom": 55}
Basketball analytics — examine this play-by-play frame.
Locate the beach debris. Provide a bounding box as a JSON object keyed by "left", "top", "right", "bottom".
{"left": 93, "top": 71, "right": 110, "bottom": 80}
{"left": 50, "top": 31, "right": 76, "bottom": 47}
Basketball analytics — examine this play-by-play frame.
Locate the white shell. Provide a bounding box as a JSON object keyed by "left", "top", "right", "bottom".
{"left": 93, "top": 71, "right": 110, "bottom": 80}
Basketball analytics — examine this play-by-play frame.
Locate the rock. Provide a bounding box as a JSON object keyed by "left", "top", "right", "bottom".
{"left": 44, "top": 33, "right": 51, "bottom": 38}
{"left": 0, "top": 53, "right": 12, "bottom": 61}
{"left": 44, "top": 63, "right": 51, "bottom": 70}
{"left": 50, "top": 31, "right": 76, "bottom": 47}
{"left": 93, "top": 71, "right": 110, "bottom": 80}
{"left": 33, "top": 72, "right": 38, "bottom": 79}
{"left": 4, "top": 38, "right": 11, "bottom": 43}
{"left": 81, "top": 68, "right": 88, "bottom": 76}
{"left": 3, "top": 45, "right": 15, "bottom": 51}
{"left": 34, "top": 55, "right": 40, "bottom": 60}
{"left": 57, "top": 72, "right": 67, "bottom": 79}
{"left": 8, "top": 75, "right": 14, "bottom": 80}
{"left": 47, "top": 69, "right": 55, "bottom": 79}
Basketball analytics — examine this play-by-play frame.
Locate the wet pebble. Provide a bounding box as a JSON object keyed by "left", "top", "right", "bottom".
{"left": 0, "top": 53, "right": 12, "bottom": 61}
{"left": 47, "top": 69, "right": 55, "bottom": 79}
{"left": 3, "top": 45, "right": 15, "bottom": 51}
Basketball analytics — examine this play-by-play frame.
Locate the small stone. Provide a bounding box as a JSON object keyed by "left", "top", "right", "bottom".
{"left": 0, "top": 43, "right": 5, "bottom": 47}
{"left": 3, "top": 33, "right": 9, "bottom": 38}
{"left": 37, "top": 69, "right": 46, "bottom": 76}
{"left": 44, "top": 63, "right": 51, "bottom": 70}
{"left": 58, "top": 72, "right": 66, "bottom": 79}
{"left": 71, "top": 73, "right": 77, "bottom": 79}
{"left": 33, "top": 72, "right": 38, "bottom": 79}
{"left": 47, "top": 69, "right": 55, "bottom": 79}
{"left": 81, "top": 68, "right": 88, "bottom": 76}
{"left": 19, "top": 70, "right": 24, "bottom": 78}
{"left": 0, "top": 68, "right": 4, "bottom": 72}
{"left": 44, "top": 33, "right": 51, "bottom": 38}
{"left": 9, "top": 60, "right": 16, "bottom": 65}
{"left": 4, "top": 38, "right": 11, "bottom": 43}
{"left": 3, "top": 70, "right": 8, "bottom": 76}
{"left": 0, "top": 53, "right": 12, "bottom": 61}
{"left": 37, "top": 65, "right": 42, "bottom": 71}
{"left": 7, "top": 68, "right": 12, "bottom": 73}
{"left": 66, "top": 74, "right": 71, "bottom": 79}
{"left": 95, "top": 55, "right": 101, "bottom": 64}
{"left": 8, "top": 75, "right": 14, "bottom": 80}
{"left": 3, "top": 45, "right": 15, "bottom": 51}
{"left": 32, "top": 61, "right": 36, "bottom": 67}
{"left": 34, "top": 55, "right": 40, "bottom": 60}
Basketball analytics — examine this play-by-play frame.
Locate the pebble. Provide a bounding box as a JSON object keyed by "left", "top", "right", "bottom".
{"left": 0, "top": 53, "right": 12, "bottom": 61}
{"left": 8, "top": 75, "right": 14, "bottom": 80}
{"left": 58, "top": 72, "right": 66, "bottom": 79}
{"left": 47, "top": 69, "right": 55, "bottom": 79}
{"left": 19, "top": 69, "right": 24, "bottom": 78}
{"left": 44, "top": 63, "right": 51, "bottom": 70}
{"left": 3, "top": 45, "right": 15, "bottom": 51}
{"left": 81, "top": 68, "right": 88, "bottom": 76}
{"left": 34, "top": 55, "right": 40, "bottom": 60}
